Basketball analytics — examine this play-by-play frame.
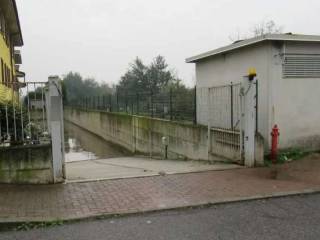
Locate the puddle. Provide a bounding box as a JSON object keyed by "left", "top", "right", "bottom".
{"left": 64, "top": 121, "right": 130, "bottom": 162}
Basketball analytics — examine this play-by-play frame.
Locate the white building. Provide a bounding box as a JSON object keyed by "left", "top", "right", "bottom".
{"left": 30, "top": 99, "right": 45, "bottom": 110}
{"left": 186, "top": 33, "right": 320, "bottom": 150}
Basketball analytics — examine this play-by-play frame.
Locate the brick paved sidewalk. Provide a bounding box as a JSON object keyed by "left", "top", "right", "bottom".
{"left": 0, "top": 154, "right": 320, "bottom": 223}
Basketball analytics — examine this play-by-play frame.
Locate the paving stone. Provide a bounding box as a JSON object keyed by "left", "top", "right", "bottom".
{"left": 0, "top": 154, "right": 319, "bottom": 222}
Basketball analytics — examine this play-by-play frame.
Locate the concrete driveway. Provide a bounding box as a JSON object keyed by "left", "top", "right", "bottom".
{"left": 66, "top": 157, "right": 241, "bottom": 182}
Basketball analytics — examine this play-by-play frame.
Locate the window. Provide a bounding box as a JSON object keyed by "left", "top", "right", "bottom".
{"left": 0, "top": 12, "right": 5, "bottom": 38}
{"left": 0, "top": 11, "right": 3, "bottom": 34}
{"left": 283, "top": 54, "right": 320, "bottom": 78}
{"left": 1, "top": 59, "right": 3, "bottom": 85}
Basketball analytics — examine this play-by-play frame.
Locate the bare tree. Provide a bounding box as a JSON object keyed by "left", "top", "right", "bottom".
{"left": 228, "top": 28, "right": 247, "bottom": 43}
{"left": 229, "top": 20, "right": 284, "bottom": 43}
{"left": 251, "top": 20, "right": 283, "bottom": 37}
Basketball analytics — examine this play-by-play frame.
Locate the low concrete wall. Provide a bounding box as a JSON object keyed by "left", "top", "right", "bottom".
{"left": 0, "top": 144, "right": 54, "bottom": 184}
{"left": 65, "top": 107, "right": 264, "bottom": 165}
{"left": 65, "top": 108, "right": 211, "bottom": 161}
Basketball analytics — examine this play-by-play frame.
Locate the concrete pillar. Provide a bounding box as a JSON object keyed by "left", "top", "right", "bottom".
{"left": 242, "top": 76, "right": 257, "bottom": 167}
{"left": 47, "top": 76, "right": 65, "bottom": 183}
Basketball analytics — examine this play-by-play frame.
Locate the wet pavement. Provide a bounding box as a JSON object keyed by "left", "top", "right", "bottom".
{"left": 2, "top": 193, "right": 320, "bottom": 239}
{"left": 1, "top": 153, "right": 320, "bottom": 223}
{"left": 64, "top": 121, "right": 239, "bottom": 182}
{"left": 64, "top": 121, "right": 131, "bottom": 162}
{"left": 66, "top": 157, "right": 241, "bottom": 182}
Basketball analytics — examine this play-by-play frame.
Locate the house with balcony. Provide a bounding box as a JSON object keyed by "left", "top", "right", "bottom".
{"left": 0, "top": 0, "right": 24, "bottom": 104}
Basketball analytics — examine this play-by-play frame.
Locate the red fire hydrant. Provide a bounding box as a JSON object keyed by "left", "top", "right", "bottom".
{"left": 271, "top": 125, "right": 280, "bottom": 163}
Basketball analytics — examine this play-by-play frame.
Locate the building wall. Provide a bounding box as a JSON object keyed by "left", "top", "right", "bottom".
{"left": 0, "top": 8, "right": 18, "bottom": 104}
{"left": 270, "top": 42, "right": 320, "bottom": 149}
{"left": 195, "top": 42, "right": 272, "bottom": 146}
{"left": 195, "top": 40, "right": 320, "bottom": 151}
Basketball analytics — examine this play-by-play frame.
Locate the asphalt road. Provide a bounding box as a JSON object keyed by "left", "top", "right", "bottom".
{"left": 1, "top": 193, "right": 320, "bottom": 240}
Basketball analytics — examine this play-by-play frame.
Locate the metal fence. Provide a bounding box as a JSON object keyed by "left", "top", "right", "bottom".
{"left": 207, "top": 83, "right": 243, "bottom": 162}
{"left": 70, "top": 88, "right": 197, "bottom": 124}
{"left": 0, "top": 82, "right": 48, "bottom": 146}
{"left": 208, "top": 83, "right": 242, "bottom": 130}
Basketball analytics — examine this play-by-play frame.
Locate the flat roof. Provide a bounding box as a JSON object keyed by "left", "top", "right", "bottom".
{"left": 0, "top": 0, "right": 23, "bottom": 46}
{"left": 186, "top": 34, "right": 320, "bottom": 63}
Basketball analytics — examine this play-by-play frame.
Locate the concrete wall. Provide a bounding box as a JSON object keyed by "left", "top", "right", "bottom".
{"left": 65, "top": 107, "right": 228, "bottom": 162}
{"left": 65, "top": 108, "right": 264, "bottom": 165}
{"left": 0, "top": 144, "right": 54, "bottom": 184}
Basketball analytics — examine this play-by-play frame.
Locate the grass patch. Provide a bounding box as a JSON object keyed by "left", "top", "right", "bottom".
{"left": 265, "top": 148, "right": 310, "bottom": 166}
{"left": 16, "top": 220, "right": 64, "bottom": 231}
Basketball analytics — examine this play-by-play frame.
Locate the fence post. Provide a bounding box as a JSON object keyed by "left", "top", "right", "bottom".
{"left": 242, "top": 74, "right": 257, "bottom": 167}
{"left": 150, "top": 90, "right": 154, "bottom": 118}
{"left": 170, "top": 88, "right": 173, "bottom": 121}
{"left": 136, "top": 93, "right": 139, "bottom": 115}
{"left": 47, "top": 76, "right": 65, "bottom": 183}
{"left": 116, "top": 88, "right": 119, "bottom": 112}
{"left": 125, "top": 91, "right": 128, "bottom": 113}
{"left": 255, "top": 80, "right": 258, "bottom": 133}
{"left": 193, "top": 86, "right": 197, "bottom": 125}
{"left": 230, "top": 82, "right": 234, "bottom": 130}
{"left": 109, "top": 94, "right": 112, "bottom": 112}
{"left": 131, "top": 101, "right": 134, "bottom": 115}
{"left": 207, "top": 88, "right": 212, "bottom": 160}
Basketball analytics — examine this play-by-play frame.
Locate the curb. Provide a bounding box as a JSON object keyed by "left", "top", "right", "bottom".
{"left": 1, "top": 188, "right": 319, "bottom": 231}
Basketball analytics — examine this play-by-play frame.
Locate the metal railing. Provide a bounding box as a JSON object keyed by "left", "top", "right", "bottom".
{"left": 0, "top": 82, "right": 49, "bottom": 146}
{"left": 68, "top": 87, "right": 197, "bottom": 124}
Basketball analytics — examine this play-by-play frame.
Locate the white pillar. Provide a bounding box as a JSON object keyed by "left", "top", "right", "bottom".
{"left": 242, "top": 76, "right": 257, "bottom": 167}
{"left": 47, "top": 76, "right": 65, "bottom": 183}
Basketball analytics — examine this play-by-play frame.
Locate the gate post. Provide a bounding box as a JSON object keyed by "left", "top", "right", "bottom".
{"left": 207, "top": 88, "right": 212, "bottom": 160}
{"left": 242, "top": 70, "right": 257, "bottom": 167}
{"left": 47, "top": 76, "right": 65, "bottom": 183}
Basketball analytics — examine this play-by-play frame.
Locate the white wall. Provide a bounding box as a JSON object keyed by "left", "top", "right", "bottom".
{"left": 30, "top": 100, "right": 45, "bottom": 110}
{"left": 271, "top": 42, "right": 320, "bottom": 149}
{"left": 195, "top": 42, "right": 271, "bottom": 147}
{"left": 195, "top": 40, "right": 320, "bottom": 151}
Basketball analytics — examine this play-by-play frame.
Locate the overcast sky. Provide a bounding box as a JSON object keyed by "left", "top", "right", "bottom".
{"left": 16, "top": 0, "right": 320, "bottom": 86}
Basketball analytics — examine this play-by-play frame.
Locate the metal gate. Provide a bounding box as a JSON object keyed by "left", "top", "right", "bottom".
{"left": 207, "top": 80, "right": 257, "bottom": 164}
{"left": 207, "top": 83, "right": 242, "bottom": 163}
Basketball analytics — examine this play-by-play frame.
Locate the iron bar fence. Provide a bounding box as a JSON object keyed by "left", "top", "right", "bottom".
{"left": 0, "top": 82, "right": 48, "bottom": 146}
{"left": 68, "top": 87, "right": 197, "bottom": 124}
